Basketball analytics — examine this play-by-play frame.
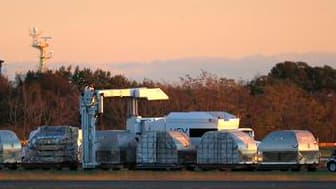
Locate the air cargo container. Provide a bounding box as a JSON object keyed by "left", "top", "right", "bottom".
{"left": 22, "top": 126, "right": 79, "bottom": 169}
{"left": 0, "top": 130, "right": 22, "bottom": 169}
{"left": 95, "top": 130, "right": 137, "bottom": 169}
{"left": 257, "top": 130, "right": 320, "bottom": 171}
{"left": 136, "top": 131, "right": 196, "bottom": 169}
{"left": 197, "top": 130, "right": 258, "bottom": 170}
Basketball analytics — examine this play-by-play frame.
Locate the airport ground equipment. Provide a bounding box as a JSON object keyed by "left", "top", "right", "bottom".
{"left": 80, "top": 86, "right": 243, "bottom": 168}
{"left": 80, "top": 86, "right": 168, "bottom": 169}
{"left": 0, "top": 128, "right": 323, "bottom": 171}
{"left": 257, "top": 130, "right": 320, "bottom": 171}
{"left": 0, "top": 130, "right": 22, "bottom": 169}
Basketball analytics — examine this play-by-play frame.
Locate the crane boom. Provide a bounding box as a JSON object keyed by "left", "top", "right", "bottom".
{"left": 80, "top": 86, "right": 168, "bottom": 169}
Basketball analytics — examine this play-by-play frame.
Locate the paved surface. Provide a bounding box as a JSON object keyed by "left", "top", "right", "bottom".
{"left": 1, "top": 180, "right": 336, "bottom": 189}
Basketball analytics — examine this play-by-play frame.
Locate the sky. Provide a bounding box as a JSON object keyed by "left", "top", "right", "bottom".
{"left": 1, "top": 0, "right": 336, "bottom": 81}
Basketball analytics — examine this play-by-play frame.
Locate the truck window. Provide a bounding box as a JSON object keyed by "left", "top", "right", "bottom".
{"left": 189, "top": 128, "right": 217, "bottom": 137}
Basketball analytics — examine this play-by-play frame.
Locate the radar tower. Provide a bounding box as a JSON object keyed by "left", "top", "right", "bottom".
{"left": 30, "top": 27, "right": 53, "bottom": 72}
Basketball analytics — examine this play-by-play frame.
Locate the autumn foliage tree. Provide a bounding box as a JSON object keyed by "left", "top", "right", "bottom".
{"left": 0, "top": 62, "right": 335, "bottom": 142}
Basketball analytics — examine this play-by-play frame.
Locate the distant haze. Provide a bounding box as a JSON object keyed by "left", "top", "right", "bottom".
{"left": 2, "top": 52, "right": 335, "bottom": 82}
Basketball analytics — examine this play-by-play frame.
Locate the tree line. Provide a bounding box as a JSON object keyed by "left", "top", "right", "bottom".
{"left": 0, "top": 61, "right": 335, "bottom": 142}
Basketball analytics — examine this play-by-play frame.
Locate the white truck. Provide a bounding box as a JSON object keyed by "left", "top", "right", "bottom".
{"left": 126, "top": 111, "right": 239, "bottom": 146}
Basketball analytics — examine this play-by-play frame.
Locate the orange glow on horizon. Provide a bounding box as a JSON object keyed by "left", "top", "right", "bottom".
{"left": 0, "top": 0, "right": 336, "bottom": 64}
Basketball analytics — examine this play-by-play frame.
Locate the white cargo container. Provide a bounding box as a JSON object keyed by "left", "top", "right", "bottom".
{"left": 197, "top": 130, "right": 258, "bottom": 169}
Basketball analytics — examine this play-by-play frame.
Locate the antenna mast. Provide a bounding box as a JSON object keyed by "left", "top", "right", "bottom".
{"left": 30, "top": 27, "right": 53, "bottom": 72}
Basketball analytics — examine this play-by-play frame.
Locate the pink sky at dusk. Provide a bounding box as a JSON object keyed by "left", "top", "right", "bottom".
{"left": 1, "top": 0, "right": 336, "bottom": 81}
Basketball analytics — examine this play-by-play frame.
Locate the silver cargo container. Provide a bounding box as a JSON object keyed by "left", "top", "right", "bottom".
{"left": 136, "top": 131, "right": 195, "bottom": 169}
{"left": 23, "top": 126, "right": 79, "bottom": 169}
{"left": 197, "top": 130, "right": 258, "bottom": 169}
{"left": 95, "top": 130, "right": 137, "bottom": 169}
{"left": 0, "top": 130, "right": 22, "bottom": 168}
{"left": 258, "top": 130, "right": 320, "bottom": 171}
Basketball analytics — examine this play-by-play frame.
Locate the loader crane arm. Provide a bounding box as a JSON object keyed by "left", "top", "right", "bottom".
{"left": 80, "top": 86, "right": 168, "bottom": 169}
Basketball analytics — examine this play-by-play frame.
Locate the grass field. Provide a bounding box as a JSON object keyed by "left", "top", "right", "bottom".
{"left": 0, "top": 169, "right": 335, "bottom": 181}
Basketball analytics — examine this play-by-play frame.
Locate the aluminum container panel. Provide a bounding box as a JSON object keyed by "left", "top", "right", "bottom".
{"left": 0, "top": 130, "right": 22, "bottom": 163}
{"left": 258, "top": 130, "right": 320, "bottom": 164}
{"left": 23, "top": 126, "right": 79, "bottom": 163}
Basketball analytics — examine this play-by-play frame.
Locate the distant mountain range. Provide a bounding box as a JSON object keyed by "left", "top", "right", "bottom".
{"left": 2, "top": 52, "right": 336, "bottom": 82}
